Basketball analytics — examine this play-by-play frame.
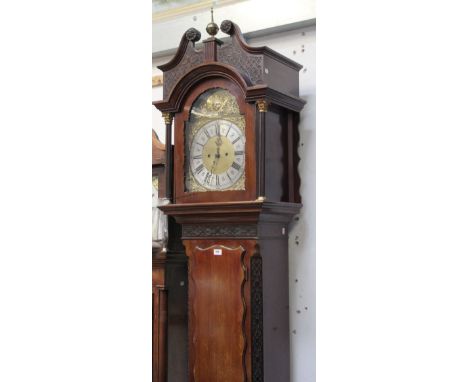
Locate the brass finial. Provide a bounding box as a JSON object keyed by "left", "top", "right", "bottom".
{"left": 206, "top": 7, "right": 219, "bottom": 37}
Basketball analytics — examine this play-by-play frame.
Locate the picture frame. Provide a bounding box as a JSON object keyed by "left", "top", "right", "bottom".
{"left": 152, "top": 75, "right": 163, "bottom": 87}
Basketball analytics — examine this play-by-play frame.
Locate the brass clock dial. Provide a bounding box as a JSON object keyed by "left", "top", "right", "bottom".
{"left": 184, "top": 87, "right": 246, "bottom": 192}
{"left": 189, "top": 119, "right": 245, "bottom": 191}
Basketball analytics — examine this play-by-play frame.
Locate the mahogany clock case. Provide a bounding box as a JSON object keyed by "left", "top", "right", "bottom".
{"left": 154, "top": 19, "right": 306, "bottom": 382}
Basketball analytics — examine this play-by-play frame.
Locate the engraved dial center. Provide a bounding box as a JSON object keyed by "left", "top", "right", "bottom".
{"left": 202, "top": 136, "right": 235, "bottom": 174}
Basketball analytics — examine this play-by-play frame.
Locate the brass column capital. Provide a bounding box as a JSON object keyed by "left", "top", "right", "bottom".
{"left": 162, "top": 112, "right": 174, "bottom": 125}
{"left": 256, "top": 100, "right": 269, "bottom": 113}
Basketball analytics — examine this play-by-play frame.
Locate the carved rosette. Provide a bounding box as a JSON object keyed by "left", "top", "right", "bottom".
{"left": 220, "top": 20, "right": 234, "bottom": 35}
{"left": 185, "top": 28, "right": 201, "bottom": 43}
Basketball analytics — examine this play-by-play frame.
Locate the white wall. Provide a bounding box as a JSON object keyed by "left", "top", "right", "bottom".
{"left": 152, "top": 12, "right": 316, "bottom": 382}
{"left": 152, "top": 84, "right": 165, "bottom": 143}
{"left": 153, "top": 0, "right": 315, "bottom": 54}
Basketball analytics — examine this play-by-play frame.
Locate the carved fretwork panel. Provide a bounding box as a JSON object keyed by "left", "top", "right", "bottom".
{"left": 218, "top": 42, "right": 264, "bottom": 85}
{"left": 250, "top": 247, "right": 264, "bottom": 382}
{"left": 163, "top": 46, "right": 203, "bottom": 99}
{"left": 182, "top": 223, "right": 257, "bottom": 239}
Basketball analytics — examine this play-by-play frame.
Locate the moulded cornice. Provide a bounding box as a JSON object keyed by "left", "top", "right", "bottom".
{"left": 245, "top": 85, "right": 306, "bottom": 112}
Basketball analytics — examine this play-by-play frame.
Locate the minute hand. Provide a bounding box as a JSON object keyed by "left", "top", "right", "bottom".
{"left": 213, "top": 146, "right": 221, "bottom": 172}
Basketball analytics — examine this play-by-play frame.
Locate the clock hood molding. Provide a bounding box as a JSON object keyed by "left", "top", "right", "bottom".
{"left": 153, "top": 62, "right": 252, "bottom": 114}
{"left": 153, "top": 20, "right": 306, "bottom": 114}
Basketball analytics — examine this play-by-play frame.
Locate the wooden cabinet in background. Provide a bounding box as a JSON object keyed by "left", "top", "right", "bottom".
{"left": 152, "top": 130, "right": 167, "bottom": 382}
{"left": 152, "top": 130, "right": 188, "bottom": 382}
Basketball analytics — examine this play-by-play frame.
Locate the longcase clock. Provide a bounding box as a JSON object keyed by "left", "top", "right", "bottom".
{"left": 154, "top": 17, "right": 305, "bottom": 382}
{"left": 152, "top": 130, "right": 167, "bottom": 382}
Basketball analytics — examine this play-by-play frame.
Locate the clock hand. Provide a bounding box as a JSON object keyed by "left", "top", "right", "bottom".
{"left": 215, "top": 122, "right": 223, "bottom": 146}
{"left": 209, "top": 125, "right": 223, "bottom": 175}
{"left": 215, "top": 127, "right": 222, "bottom": 146}
{"left": 213, "top": 146, "right": 221, "bottom": 171}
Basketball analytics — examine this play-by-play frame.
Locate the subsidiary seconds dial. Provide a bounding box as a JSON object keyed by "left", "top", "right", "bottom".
{"left": 189, "top": 119, "right": 245, "bottom": 191}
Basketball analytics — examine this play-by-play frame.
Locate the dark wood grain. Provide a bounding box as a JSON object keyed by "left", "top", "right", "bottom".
{"left": 203, "top": 37, "right": 222, "bottom": 62}
{"left": 185, "top": 241, "right": 255, "bottom": 382}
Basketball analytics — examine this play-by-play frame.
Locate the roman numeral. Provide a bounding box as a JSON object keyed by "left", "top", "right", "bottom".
{"left": 204, "top": 172, "right": 212, "bottom": 184}
{"left": 195, "top": 164, "right": 204, "bottom": 174}
{"left": 231, "top": 162, "right": 241, "bottom": 171}
{"left": 215, "top": 123, "right": 220, "bottom": 136}
{"left": 192, "top": 155, "right": 202, "bottom": 159}
{"left": 204, "top": 129, "right": 211, "bottom": 139}
{"left": 232, "top": 136, "right": 241, "bottom": 144}
{"left": 215, "top": 175, "right": 220, "bottom": 186}
{"left": 234, "top": 151, "right": 244, "bottom": 156}
{"left": 225, "top": 126, "right": 231, "bottom": 137}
